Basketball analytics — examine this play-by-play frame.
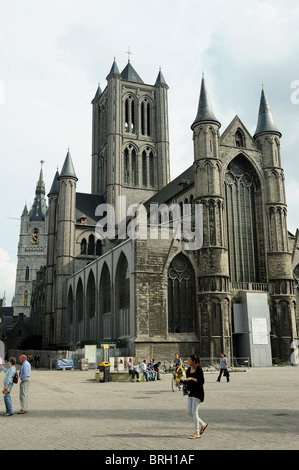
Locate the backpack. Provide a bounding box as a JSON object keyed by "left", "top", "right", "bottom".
{"left": 13, "top": 372, "right": 18, "bottom": 384}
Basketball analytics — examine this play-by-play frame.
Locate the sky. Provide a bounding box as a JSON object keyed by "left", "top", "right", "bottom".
{"left": 1, "top": 0, "right": 299, "bottom": 305}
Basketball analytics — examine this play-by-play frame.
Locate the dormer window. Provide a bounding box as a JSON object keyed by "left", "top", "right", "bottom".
{"left": 235, "top": 129, "right": 245, "bottom": 148}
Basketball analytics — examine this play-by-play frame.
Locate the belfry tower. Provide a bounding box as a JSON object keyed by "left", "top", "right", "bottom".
{"left": 91, "top": 57, "right": 170, "bottom": 221}
{"left": 12, "top": 162, "right": 48, "bottom": 317}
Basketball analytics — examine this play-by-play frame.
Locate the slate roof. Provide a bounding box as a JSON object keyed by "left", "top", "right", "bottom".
{"left": 59, "top": 149, "right": 77, "bottom": 179}
{"left": 75, "top": 193, "right": 106, "bottom": 226}
{"left": 254, "top": 87, "right": 281, "bottom": 137}
{"left": 192, "top": 75, "right": 220, "bottom": 128}
{"left": 121, "top": 62, "right": 144, "bottom": 84}
{"left": 144, "top": 165, "right": 194, "bottom": 209}
{"left": 48, "top": 170, "right": 60, "bottom": 195}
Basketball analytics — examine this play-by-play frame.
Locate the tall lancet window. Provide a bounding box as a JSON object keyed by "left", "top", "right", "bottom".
{"left": 168, "top": 254, "right": 195, "bottom": 333}
{"left": 225, "top": 155, "right": 263, "bottom": 283}
{"left": 124, "top": 96, "right": 135, "bottom": 133}
{"left": 141, "top": 98, "right": 151, "bottom": 136}
{"left": 124, "top": 148, "right": 129, "bottom": 184}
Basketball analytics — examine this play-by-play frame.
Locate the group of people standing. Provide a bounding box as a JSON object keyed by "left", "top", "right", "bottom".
{"left": 0, "top": 354, "right": 31, "bottom": 416}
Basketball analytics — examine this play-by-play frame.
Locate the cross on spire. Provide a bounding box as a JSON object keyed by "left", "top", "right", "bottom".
{"left": 126, "top": 46, "right": 133, "bottom": 63}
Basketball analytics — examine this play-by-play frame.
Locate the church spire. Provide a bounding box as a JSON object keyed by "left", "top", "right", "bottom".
{"left": 29, "top": 161, "right": 47, "bottom": 221}
{"left": 192, "top": 74, "right": 220, "bottom": 129}
{"left": 254, "top": 86, "right": 281, "bottom": 138}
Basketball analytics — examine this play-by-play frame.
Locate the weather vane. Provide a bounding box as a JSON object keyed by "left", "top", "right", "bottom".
{"left": 40, "top": 160, "right": 45, "bottom": 166}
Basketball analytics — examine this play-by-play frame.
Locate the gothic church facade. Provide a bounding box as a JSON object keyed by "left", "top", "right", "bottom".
{"left": 37, "top": 58, "right": 298, "bottom": 364}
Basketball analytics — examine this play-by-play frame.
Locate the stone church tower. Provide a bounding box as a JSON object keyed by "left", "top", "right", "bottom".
{"left": 12, "top": 163, "right": 48, "bottom": 317}
{"left": 91, "top": 58, "right": 170, "bottom": 221}
{"left": 253, "top": 88, "right": 297, "bottom": 361}
{"left": 191, "top": 75, "right": 232, "bottom": 359}
{"left": 43, "top": 150, "right": 78, "bottom": 347}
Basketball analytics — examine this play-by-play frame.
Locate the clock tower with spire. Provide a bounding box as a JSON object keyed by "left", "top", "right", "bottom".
{"left": 11, "top": 162, "right": 48, "bottom": 318}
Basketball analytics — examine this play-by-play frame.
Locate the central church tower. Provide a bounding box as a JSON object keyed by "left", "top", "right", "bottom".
{"left": 91, "top": 58, "right": 170, "bottom": 221}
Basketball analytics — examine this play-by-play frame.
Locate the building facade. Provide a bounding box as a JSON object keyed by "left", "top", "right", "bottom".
{"left": 33, "top": 59, "right": 298, "bottom": 364}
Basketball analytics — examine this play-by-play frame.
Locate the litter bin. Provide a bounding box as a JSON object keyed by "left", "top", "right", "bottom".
{"left": 98, "top": 361, "right": 110, "bottom": 382}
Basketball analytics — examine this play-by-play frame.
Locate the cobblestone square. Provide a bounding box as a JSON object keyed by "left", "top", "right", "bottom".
{"left": 1, "top": 366, "right": 298, "bottom": 451}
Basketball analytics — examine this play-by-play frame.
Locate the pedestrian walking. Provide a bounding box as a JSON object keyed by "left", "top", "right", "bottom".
{"left": 0, "top": 356, "right": 17, "bottom": 416}
{"left": 18, "top": 355, "right": 31, "bottom": 414}
{"left": 217, "top": 353, "right": 230, "bottom": 382}
{"left": 34, "top": 353, "right": 40, "bottom": 369}
{"left": 184, "top": 354, "right": 208, "bottom": 439}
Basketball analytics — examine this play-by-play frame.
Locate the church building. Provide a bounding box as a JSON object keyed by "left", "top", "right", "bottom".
{"left": 34, "top": 58, "right": 298, "bottom": 365}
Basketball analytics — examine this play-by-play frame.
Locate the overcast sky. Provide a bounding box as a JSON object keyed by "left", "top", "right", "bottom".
{"left": 1, "top": 0, "right": 299, "bottom": 305}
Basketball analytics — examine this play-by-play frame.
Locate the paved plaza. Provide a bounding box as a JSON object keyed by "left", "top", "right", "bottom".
{"left": 0, "top": 365, "right": 298, "bottom": 451}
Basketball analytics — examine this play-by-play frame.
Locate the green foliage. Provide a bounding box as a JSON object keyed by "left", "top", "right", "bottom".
{"left": 272, "top": 357, "right": 284, "bottom": 367}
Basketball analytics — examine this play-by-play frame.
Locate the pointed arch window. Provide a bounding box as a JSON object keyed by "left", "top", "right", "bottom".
{"left": 142, "top": 151, "right": 147, "bottom": 186}
{"left": 149, "top": 152, "right": 154, "bottom": 187}
{"left": 88, "top": 234, "right": 95, "bottom": 255}
{"left": 124, "top": 146, "right": 137, "bottom": 185}
{"left": 96, "top": 240, "right": 102, "bottom": 256}
{"left": 115, "top": 254, "right": 130, "bottom": 337}
{"left": 100, "top": 263, "right": 112, "bottom": 338}
{"left": 124, "top": 96, "right": 135, "bottom": 133}
{"left": 86, "top": 271, "right": 96, "bottom": 318}
{"left": 81, "top": 238, "right": 87, "bottom": 255}
{"left": 131, "top": 149, "right": 136, "bottom": 185}
{"left": 76, "top": 279, "right": 84, "bottom": 323}
{"left": 124, "top": 148, "right": 129, "bottom": 184}
{"left": 235, "top": 129, "right": 245, "bottom": 148}
{"left": 225, "top": 155, "right": 263, "bottom": 282}
{"left": 141, "top": 98, "right": 151, "bottom": 136}
{"left": 142, "top": 148, "right": 155, "bottom": 187}
{"left": 68, "top": 287, "right": 74, "bottom": 325}
{"left": 168, "top": 254, "right": 195, "bottom": 333}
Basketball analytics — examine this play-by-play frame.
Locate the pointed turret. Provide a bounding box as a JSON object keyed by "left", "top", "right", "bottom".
{"left": 21, "top": 203, "right": 29, "bottom": 217}
{"left": 108, "top": 58, "right": 120, "bottom": 77}
{"left": 91, "top": 83, "right": 102, "bottom": 104}
{"left": 48, "top": 169, "right": 60, "bottom": 195}
{"left": 254, "top": 86, "right": 281, "bottom": 138}
{"left": 29, "top": 161, "right": 47, "bottom": 221}
{"left": 59, "top": 148, "right": 77, "bottom": 180}
{"left": 192, "top": 74, "right": 220, "bottom": 129}
{"left": 155, "top": 68, "right": 167, "bottom": 86}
